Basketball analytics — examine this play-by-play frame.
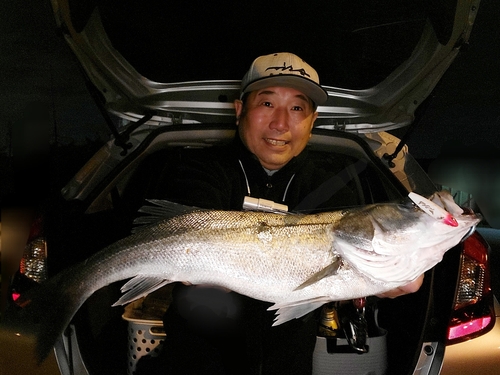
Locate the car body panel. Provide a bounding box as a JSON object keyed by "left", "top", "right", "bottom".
{"left": 441, "top": 297, "right": 500, "bottom": 375}
{"left": 0, "top": 327, "right": 60, "bottom": 375}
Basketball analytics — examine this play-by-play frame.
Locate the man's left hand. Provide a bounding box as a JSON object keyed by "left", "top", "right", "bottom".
{"left": 376, "top": 274, "right": 424, "bottom": 299}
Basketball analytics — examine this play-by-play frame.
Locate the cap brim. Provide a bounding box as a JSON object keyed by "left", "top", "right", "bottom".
{"left": 241, "top": 75, "right": 328, "bottom": 105}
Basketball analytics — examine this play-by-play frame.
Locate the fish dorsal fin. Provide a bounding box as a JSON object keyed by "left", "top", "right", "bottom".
{"left": 269, "top": 297, "right": 331, "bottom": 325}
{"left": 132, "top": 200, "right": 339, "bottom": 238}
{"left": 112, "top": 276, "right": 173, "bottom": 306}
{"left": 132, "top": 200, "right": 206, "bottom": 232}
{"left": 293, "top": 257, "right": 341, "bottom": 291}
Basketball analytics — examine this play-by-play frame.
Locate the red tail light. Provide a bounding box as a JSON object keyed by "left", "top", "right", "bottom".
{"left": 9, "top": 213, "right": 48, "bottom": 302}
{"left": 446, "top": 231, "right": 495, "bottom": 344}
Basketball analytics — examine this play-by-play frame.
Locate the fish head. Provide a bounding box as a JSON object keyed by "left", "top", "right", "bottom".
{"left": 333, "top": 191, "right": 481, "bottom": 285}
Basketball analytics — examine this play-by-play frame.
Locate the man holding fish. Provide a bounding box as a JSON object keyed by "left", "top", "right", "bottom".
{"left": 153, "top": 52, "right": 424, "bottom": 375}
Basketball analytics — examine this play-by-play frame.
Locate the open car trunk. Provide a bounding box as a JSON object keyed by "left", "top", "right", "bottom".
{"left": 47, "top": 127, "right": 456, "bottom": 375}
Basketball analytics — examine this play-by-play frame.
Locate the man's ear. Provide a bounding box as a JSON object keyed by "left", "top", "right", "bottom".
{"left": 234, "top": 99, "right": 243, "bottom": 125}
{"left": 312, "top": 111, "right": 319, "bottom": 124}
{"left": 309, "top": 111, "right": 319, "bottom": 137}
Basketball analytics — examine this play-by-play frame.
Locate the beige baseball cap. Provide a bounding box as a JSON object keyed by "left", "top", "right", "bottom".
{"left": 240, "top": 52, "right": 328, "bottom": 105}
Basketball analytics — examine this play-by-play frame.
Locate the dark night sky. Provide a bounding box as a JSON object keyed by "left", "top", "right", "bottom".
{"left": 1, "top": 1, "right": 499, "bottom": 224}
{"left": 0, "top": 0, "right": 108, "bottom": 152}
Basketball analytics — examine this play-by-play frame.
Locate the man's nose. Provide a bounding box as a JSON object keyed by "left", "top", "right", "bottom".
{"left": 269, "top": 108, "right": 289, "bottom": 132}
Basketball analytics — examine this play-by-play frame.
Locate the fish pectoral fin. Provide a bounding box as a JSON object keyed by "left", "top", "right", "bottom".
{"left": 112, "top": 276, "right": 173, "bottom": 306}
{"left": 293, "top": 257, "right": 341, "bottom": 291}
{"left": 269, "top": 297, "right": 331, "bottom": 326}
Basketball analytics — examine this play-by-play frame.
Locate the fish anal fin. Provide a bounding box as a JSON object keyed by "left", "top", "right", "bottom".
{"left": 112, "top": 276, "right": 173, "bottom": 306}
{"left": 269, "top": 297, "right": 331, "bottom": 326}
{"left": 294, "top": 257, "right": 341, "bottom": 291}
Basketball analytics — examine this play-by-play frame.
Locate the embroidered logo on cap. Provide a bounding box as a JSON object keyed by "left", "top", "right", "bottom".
{"left": 265, "top": 62, "right": 310, "bottom": 77}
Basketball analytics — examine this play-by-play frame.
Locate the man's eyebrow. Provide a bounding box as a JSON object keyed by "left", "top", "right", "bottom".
{"left": 294, "top": 93, "right": 310, "bottom": 104}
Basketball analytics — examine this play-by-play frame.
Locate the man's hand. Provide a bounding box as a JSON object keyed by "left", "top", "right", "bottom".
{"left": 376, "top": 274, "right": 424, "bottom": 299}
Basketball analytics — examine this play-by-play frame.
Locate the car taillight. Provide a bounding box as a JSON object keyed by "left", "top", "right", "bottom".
{"left": 446, "top": 231, "right": 495, "bottom": 344}
{"left": 20, "top": 214, "right": 48, "bottom": 283}
{"left": 9, "top": 214, "right": 48, "bottom": 301}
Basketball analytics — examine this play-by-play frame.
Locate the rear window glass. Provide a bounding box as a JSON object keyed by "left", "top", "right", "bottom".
{"left": 96, "top": 0, "right": 429, "bottom": 89}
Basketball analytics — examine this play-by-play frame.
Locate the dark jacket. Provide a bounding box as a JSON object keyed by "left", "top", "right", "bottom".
{"left": 164, "top": 135, "right": 361, "bottom": 213}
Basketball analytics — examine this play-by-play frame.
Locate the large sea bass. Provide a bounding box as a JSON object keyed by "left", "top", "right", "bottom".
{"left": 9, "top": 190, "right": 480, "bottom": 362}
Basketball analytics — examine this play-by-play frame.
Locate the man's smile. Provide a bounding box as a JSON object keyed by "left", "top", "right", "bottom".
{"left": 264, "top": 138, "right": 288, "bottom": 146}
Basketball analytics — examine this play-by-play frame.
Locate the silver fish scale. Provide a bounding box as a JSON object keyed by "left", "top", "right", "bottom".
{"left": 143, "top": 214, "right": 341, "bottom": 303}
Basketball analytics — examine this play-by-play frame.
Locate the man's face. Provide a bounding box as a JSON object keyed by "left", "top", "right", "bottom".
{"left": 234, "top": 86, "right": 318, "bottom": 170}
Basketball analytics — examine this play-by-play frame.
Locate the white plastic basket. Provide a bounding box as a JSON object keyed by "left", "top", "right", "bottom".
{"left": 122, "top": 300, "right": 167, "bottom": 375}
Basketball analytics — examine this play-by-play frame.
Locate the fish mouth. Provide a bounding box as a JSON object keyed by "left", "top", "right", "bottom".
{"left": 264, "top": 138, "right": 288, "bottom": 146}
